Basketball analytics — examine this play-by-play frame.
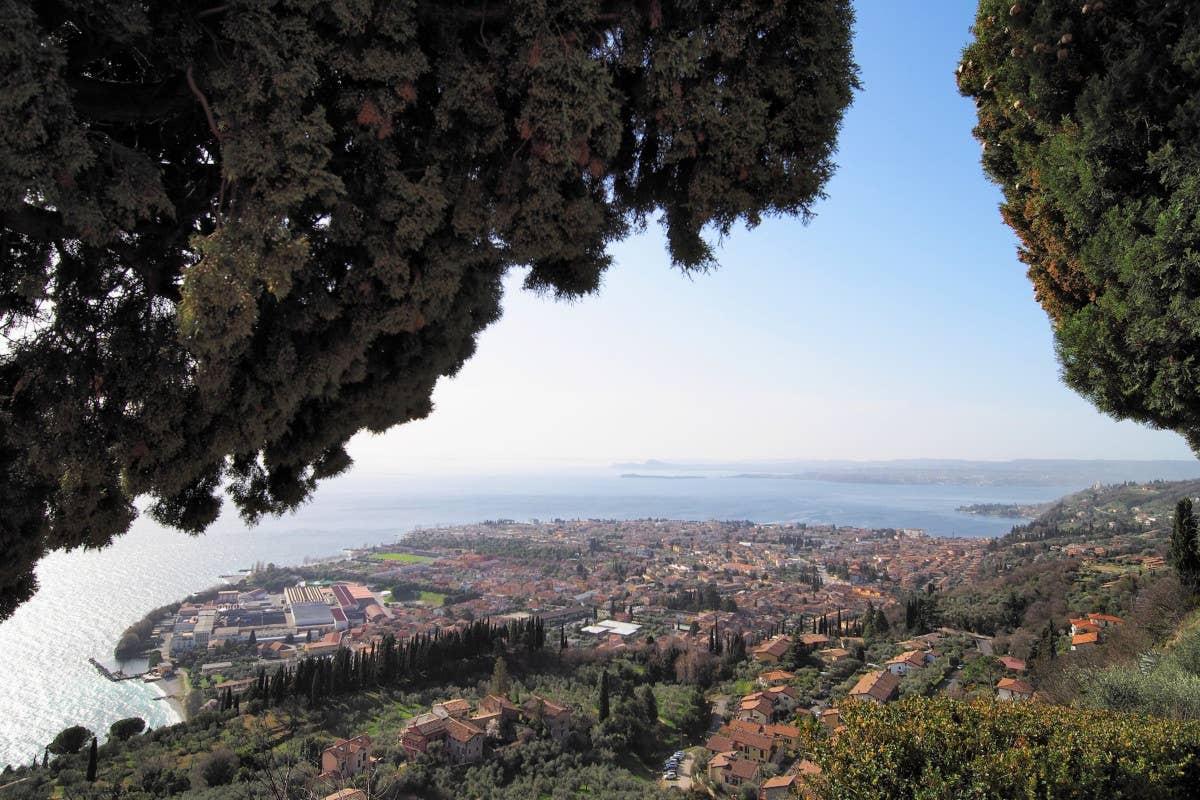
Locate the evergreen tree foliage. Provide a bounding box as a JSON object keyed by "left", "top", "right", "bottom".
{"left": 598, "top": 670, "right": 610, "bottom": 722}
{"left": 239, "top": 617, "right": 539, "bottom": 707}
{"left": 0, "top": 0, "right": 858, "bottom": 620}
{"left": 678, "top": 687, "right": 711, "bottom": 744}
{"left": 1168, "top": 498, "right": 1200, "bottom": 591}
{"left": 108, "top": 717, "right": 146, "bottom": 742}
{"left": 491, "top": 656, "right": 511, "bottom": 697}
{"left": 85, "top": 737, "right": 97, "bottom": 783}
{"left": 803, "top": 696, "right": 1200, "bottom": 799}
{"left": 1166, "top": 496, "right": 1200, "bottom": 592}
{"left": 47, "top": 725, "right": 92, "bottom": 756}
{"left": 959, "top": 1, "right": 1200, "bottom": 454}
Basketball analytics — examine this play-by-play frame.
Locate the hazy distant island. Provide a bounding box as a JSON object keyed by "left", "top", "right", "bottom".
{"left": 956, "top": 502, "right": 1048, "bottom": 519}
{"left": 619, "top": 473, "right": 705, "bottom": 480}
{"left": 614, "top": 458, "right": 1200, "bottom": 488}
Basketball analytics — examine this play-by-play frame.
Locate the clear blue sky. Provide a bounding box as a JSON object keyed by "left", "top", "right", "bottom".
{"left": 349, "top": 3, "right": 1195, "bottom": 474}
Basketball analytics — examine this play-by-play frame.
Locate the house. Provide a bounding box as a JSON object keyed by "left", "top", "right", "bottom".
{"left": 818, "top": 647, "right": 852, "bottom": 664}
{"left": 753, "top": 635, "right": 793, "bottom": 663}
{"left": 320, "top": 734, "right": 371, "bottom": 781}
{"left": 522, "top": 695, "right": 572, "bottom": 742}
{"left": 849, "top": 670, "right": 900, "bottom": 704}
{"left": 708, "top": 752, "right": 761, "bottom": 788}
{"left": 433, "top": 699, "right": 471, "bottom": 719}
{"left": 998, "top": 656, "right": 1026, "bottom": 672}
{"left": 757, "top": 669, "right": 795, "bottom": 686}
{"left": 1069, "top": 618, "right": 1102, "bottom": 637}
{"left": 1088, "top": 613, "right": 1123, "bottom": 629}
{"left": 400, "top": 713, "right": 485, "bottom": 765}
{"left": 323, "top": 790, "right": 367, "bottom": 800}
{"left": 996, "top": 677, "right": 1033, "bottom": 701}
{"left": 767, "top": 684, "right": 800, "bottom": 712}
{"left": 705, "top": 734, "right": 736, "bottom": 756}
{"left": 1071, "top": 631, "right": 1099, "bottom": 651}
{"left": 718, "top": 722, "right": 778, "bottom": 763}
{"left": 737, "top": 694, "right": 775, "bottom": 725}
{"left": 797, "top": 633, "right": 830, "bottom": 648}
{"left": 306, "top": 631, "right": 344, "bottom": 656}
{"left": 363, "top": 604, "right": 388, "bottom": 624}
{"left": 259, "top": 640, "right": 294, "bottom": 659}
{"left": 763, "top": 723, "right": 801, "bottom": 749}
{"left": 443, "top": 718, "right": 485, "bottom": 764}
{"left": 760, "top": 773, "right": 799, "bottom": 800}
{"left": 471, "top": 694, "right": 519, "bottom": 732}
{"left": 884, "top": 650, "right": 928, "bottom": 676}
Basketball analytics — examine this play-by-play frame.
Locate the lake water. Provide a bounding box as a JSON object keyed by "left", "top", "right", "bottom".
{"left": 0, "top": 470, "right": 1074, "bottom": 767}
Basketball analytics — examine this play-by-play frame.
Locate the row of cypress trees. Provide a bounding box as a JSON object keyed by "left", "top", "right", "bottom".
{"left": 242, "top": 617, "right": 546, "bottom": 707}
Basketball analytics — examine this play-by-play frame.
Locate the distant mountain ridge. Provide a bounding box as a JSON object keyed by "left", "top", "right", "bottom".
{"left": 610, "top": 458, "right": 1200, "bottom": 487}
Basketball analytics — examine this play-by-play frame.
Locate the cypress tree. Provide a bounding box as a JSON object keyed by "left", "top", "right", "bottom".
{"left": 598, "top": 671, "right": 611, "bottom": 722}
{"left": 959, "top": 1, "right": 1200, "bottom": 455}
{"left": 1169, "top": 499, "right": 1200, "bottom": 591}
{"left": 85, "top": 737, "right": 97, "bottom": 783}
{"left": 490, "top": 657, "right": 510, "bottom": 698}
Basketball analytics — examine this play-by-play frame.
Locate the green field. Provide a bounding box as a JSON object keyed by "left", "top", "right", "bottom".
{"left": 369, "top": 552, "right": 435, "bottom": 563}
{"left": 419, "top": 591, "right": 446, "bottom": 606}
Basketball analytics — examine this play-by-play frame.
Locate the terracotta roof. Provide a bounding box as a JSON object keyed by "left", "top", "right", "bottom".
{"left": 729, "top": 758, "right": 760, "bottom": 780}
{"left": 996, "top": 677, "right": 1033, "bottom": 695}
{"left": 1072, "top": 631, "right": 1099, "bottom": 645}
{"left": 705, "top": 734, "right": 736, "bottom": 753}
{"left": 762, "top": 774, "right": 798, "bottom": 789}
{"left": 433, "top": 699, "right": 471, "bottom": 716}
{"left": 730, "top": 729, "right": 775, "bottom": 752}
{"left": 325, "top": 734, "right": 370, "bottom": 757}
{"left": 886, "top": 650, "right": 926, "bottom": 668}
{"left": 323, "top": 790, "right": 367, "bottom": 800}
{"left": 850, "top": 670, "right": 900, "bottom": 702}
{"left": 445, "top": 718, "right": 483, "bottom": 743}
{"left": 753, "top": 634, "right": 792, "bottom": 658}
{"left": 765, "top": 723, "right": 801, "bottom": 741}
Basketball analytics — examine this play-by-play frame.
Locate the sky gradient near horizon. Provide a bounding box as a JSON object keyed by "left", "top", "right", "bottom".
{"left": 348, "top": 3, "right": 1196, "bottom": 474}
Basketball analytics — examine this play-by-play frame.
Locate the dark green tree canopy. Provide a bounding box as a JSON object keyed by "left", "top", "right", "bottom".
{"left": 108, "top": 716, "right": 146, "bottom": 742}
{"left": 47, "top": 725, "right": 92, "bottom": 756}
{"left": 958, "top": 1, "right": 1200, "bottom": 451}
{"left": 0, "top": 1, "right": 857, "bottom": 617}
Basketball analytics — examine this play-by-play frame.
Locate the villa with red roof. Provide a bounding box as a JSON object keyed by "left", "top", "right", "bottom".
{"left": 320, "top": 734, "right": 371, "bottom": 781}
{"left": 849, "top": 670, "right": 900, "bottom": 704}
{"left": 996, "top": 677, "right": 1033, "bottom": 701}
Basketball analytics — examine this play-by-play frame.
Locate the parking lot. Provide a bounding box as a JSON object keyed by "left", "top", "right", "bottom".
{"left": 660, "top": 749, "right": 696, "bottom": 791}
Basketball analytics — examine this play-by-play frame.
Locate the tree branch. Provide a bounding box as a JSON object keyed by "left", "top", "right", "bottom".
{"left": 186, "top": 66, "right": 222, "bottom": 143}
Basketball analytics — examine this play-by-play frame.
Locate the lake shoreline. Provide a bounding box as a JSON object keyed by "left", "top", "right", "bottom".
{"left": 151, "top": 670, "right": 189, "bottom": 725}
